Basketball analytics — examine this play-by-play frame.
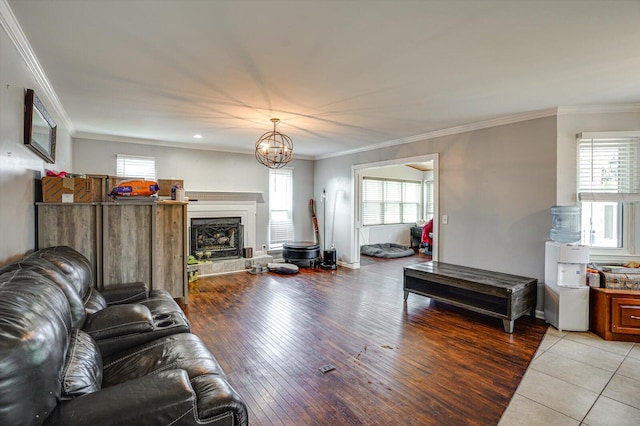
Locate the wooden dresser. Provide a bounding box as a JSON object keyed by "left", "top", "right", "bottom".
{"left": 36, "top": 201, "right": 189, "bottom": 304}
{"left": 590, "top": 287, "right": 640, "bottom": 342}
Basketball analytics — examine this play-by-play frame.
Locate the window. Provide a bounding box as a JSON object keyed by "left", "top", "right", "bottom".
{"left": 269, "top": 168, "right": 294, "bottom": 249}
{"left": 116, "top": 154, "right": 156, "bottom": 180}
{"left": 577, "top": 132, "right": 640, "bottom": 251}
{"left": 424, "top": 174, "right": 434, "bottom": 222}
{"left": 362, "top": 177, "right": 421, "bottom": 225}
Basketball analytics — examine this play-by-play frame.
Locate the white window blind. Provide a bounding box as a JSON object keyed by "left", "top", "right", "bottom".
{"left": 362, "top": 178, "right": 421, "bottom": 225}
{"left": 577, "top": 132, "right": 640, "bottom": 202}
{"left": 116, "top": 155, "right": 156, "bottom": 180}
{"left": 424, "top": 180, "right": 434, "bottom": 221}
{"left": 269, "top": 168, "right": 294, "bottom": 248}
{"left": 577, "top": 131, "right": 639, "bottom": 250}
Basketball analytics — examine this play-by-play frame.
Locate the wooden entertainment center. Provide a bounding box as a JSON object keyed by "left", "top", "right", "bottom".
{"left": 403, "top": 261, "right": 537, "bottom": 333}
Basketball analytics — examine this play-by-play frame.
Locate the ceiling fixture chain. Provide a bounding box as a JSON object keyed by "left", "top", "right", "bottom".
{"left": 255, "top": 118, "right": 294, "bottom": 169}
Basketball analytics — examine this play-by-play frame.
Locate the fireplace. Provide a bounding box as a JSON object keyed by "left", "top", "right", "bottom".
{"left": 190, "top": 217, "right": 244, "bottom": 260}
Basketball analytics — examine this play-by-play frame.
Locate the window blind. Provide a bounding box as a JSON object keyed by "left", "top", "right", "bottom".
{"left": 269, "top": 168, "right": 294, "bottom": 247}
{"left": 116, "top": 155, "right": 156, "bottom": 180}
{"left": 424, "top": 180, "right": 434, "bottom": 220}
{"left": 362, "top": 177, "right": 421, "bottom": 225}
{"left": 577, "top": 132, "right": 640, "bottom": 202}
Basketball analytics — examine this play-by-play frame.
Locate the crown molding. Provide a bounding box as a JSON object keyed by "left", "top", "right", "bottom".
{"left": 73, "top": 131, "right": 314, "bottom": 160}
{"left": 316, "top": 103, "right": 640, "bottom": 160}
{"left": 316, "top": 108, "right": 558, "bottom": 160}
{"left": 0, "top": 0, "right": 74, "bottom": 133}
{"left": 557, "top": 104, "right": 640, "bottom": 115}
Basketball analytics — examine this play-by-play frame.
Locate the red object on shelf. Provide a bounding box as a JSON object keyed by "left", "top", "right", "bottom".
{"left": 46, "top": 169, "right": 67, "bottom": 177}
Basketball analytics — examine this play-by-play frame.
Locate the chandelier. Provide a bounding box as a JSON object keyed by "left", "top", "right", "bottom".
{"left": 255, "top": 118, "right": 294, "bottom": 169}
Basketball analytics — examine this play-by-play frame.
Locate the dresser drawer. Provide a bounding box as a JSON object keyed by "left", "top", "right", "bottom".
{"left": 612, "top": 297, "right": 640, "bottom": 335}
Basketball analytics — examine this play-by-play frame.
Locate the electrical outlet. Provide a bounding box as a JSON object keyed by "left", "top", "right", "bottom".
{"left": 442, "top": 215, "right": 448, "bottom": 225}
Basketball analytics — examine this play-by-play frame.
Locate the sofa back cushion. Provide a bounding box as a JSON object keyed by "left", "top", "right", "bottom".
{"left": 0, "top": 258, "right": 87, "bottom": 329}
{"left": 0, "top": 269, "right": 71, "bottom": 425}
{"left": 27, "top": 246, "right": 94, "bottom": 303}
{"left": 61, "top": 329, "right": 103, "bottom": 400}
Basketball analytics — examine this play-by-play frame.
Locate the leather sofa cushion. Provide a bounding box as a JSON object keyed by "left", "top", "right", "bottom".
{"left": 47, "top": 370, "right": 199, "bottom": 425}
{"left": 27, "top": 246, "right": 93, "bottom": 301}
{"left": 102, "top": 333, "right": 248, "bottom": 424}
{"left": 84, "top": 286, "right": 107, "bottom": 315}
{"left": 101, "top": 282, "right": 149, "bottom": 305}
{"left": 61, "top": 329, "right": 103, "bottom": 400}
{"left": 0, "top": 258, "right": 88, "bottom": 329}
{"left": 0, "top": 270, "right": 71, "bottom": 425}
{"left": 84, "top": 304, "right": 154, "bottom": 340}
{"left": 137, "top": 289, "right": 185, "bottom": 314}
{"left": 103, "top": 333, "right": 225, "bottom": 386}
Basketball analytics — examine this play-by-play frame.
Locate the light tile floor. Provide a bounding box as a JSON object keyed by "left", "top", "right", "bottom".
{"left": 499, "top": 328, "right": 640, "bottom": 425}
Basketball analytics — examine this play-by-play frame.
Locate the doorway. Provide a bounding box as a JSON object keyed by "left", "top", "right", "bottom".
{"left": 352, "top": 154, "right": 439, "bottom": 267}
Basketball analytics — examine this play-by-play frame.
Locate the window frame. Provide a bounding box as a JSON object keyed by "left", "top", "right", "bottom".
{"left": 362, "top": 177, "right": 422, "bottom": 226}
{"left": 268, "top": 168, "right": 294, "bottom": 250}
{"left": 116, "top": 154, "right": 156, "bottom": 181}
{"left": 576, "top": 131, "right": 640, "bottom": 260}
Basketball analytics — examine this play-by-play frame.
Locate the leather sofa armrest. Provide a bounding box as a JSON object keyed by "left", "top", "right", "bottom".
{"left": 46, "top": 370, "right": 200, "bottom": 426}
{"left": 84, "top": 304, "right": 154, "bottom": 341}
{"left": 100, "top": 282, "right": 149, "bottom": 305}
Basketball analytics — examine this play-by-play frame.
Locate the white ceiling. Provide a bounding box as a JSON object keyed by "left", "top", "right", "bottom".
{"left": 7, "top": 0, "right": 640, "bottom": 159}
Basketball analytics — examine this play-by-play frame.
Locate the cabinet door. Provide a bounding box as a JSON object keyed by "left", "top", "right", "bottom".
{"left": 612, "top": 297, "right": 640, "bottom": 335}
{"left": 153, "top": 204, "right": 187, "bottom": 302}
{"left": 37, "top": 204, "right": 101, "bottom": 286}
{"left": 102, "top": 204, "right": 153, "bottom": 288}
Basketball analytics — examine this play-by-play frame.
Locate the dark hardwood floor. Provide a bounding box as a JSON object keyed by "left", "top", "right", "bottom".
{"left": 185, "top": 255, "right": 547, "bottom": 425}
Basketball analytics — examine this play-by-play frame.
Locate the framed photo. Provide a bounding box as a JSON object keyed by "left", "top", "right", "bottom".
{"left": 24, "top": 88, "right": 57, "bottom": 163}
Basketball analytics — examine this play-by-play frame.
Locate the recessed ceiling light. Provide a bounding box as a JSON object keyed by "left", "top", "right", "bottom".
{"left": 193, "top": 134, "right": 203, "bottom": 139}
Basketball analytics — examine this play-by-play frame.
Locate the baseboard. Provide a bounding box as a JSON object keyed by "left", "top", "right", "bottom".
{"left": 536, "top": 309, "right": 545, "bottom": 320}
{"left": 338, "top": 260, "right": 360, "bottom": 269}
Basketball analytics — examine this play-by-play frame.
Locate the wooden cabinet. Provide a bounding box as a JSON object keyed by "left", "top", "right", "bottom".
{"left": 37, "top": 203, "right": 102, "bottom": 286}
{"left": 36, "top": 201, "right": 189, "bottom": 304}
{"left": 590, "top": 287, "right": 640, "bottom": 342}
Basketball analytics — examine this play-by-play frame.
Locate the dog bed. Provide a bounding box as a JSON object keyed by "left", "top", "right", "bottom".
{"left": 360, "top": 243, "right": 414, "bottom": 258}
{"left": 267, "top": 263, "right": 299, "bottom": 274}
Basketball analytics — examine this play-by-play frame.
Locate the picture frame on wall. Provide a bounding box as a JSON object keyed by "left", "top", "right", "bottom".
{"left": 24, "top": 88, "right": 56, "bottom": 163}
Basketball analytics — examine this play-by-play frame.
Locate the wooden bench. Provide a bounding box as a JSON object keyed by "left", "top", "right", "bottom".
{"left": 403, "top": 261, "right": 537, "bottom": 333}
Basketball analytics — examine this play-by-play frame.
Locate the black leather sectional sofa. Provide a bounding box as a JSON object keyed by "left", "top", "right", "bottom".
{"left": 0, "top": 246, "right": 248, "bottom": 426}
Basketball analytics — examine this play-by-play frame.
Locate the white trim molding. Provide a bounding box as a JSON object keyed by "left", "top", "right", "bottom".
{"left": 558, "top": 104, "right": 640, "bottom": 115}
{"left": 317, "top": 108, "right": 557, "bottom": 160}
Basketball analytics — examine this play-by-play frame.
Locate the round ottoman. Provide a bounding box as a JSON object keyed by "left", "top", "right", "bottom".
{"left": 282, "top": 241, "right": 321, "bottom": 267}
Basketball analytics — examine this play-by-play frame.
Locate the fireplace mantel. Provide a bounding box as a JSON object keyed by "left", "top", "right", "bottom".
{"left": 185, "top": 190, "right": 264, "bottom": 203}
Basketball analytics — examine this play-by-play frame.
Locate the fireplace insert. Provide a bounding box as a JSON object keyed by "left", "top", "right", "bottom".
{"left": 190, "top": 217, "right": 244, "bottom": 260}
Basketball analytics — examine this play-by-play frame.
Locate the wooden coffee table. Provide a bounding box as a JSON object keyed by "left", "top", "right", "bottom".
{"left": 403, "top": 261, "right": 537, "bottom": 333}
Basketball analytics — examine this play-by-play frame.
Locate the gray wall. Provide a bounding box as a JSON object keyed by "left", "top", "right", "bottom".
{"left": 72, "top": 138, "right": 315, "bottom": 250}
{"left": 315, "top": 116, "right": 557, "bottom": 281}
{"left": 0, "top": 25, "right": 72, "bottom": 265}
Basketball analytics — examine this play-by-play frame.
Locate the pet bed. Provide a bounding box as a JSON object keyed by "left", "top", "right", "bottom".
{"left": 268, "top": 263, "right": 300, "bottom": 274}
{"left": 360, "top": 243, "right": 414, "bottom": 258}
